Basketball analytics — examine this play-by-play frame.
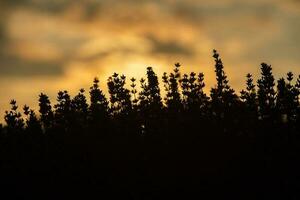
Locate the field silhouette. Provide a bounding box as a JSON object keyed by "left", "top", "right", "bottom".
{"left": 1, "top": 50, "right": 300, "bottom": 199}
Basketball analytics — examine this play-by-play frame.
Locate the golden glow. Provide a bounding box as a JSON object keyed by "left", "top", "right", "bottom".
{"left": 0, "top": 0, "right": 300, "bottom": 122}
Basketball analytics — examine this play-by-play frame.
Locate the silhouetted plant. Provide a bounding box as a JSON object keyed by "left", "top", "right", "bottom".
{"left": 196, "top": 73, "right": 209, "bottom": 109}
{"left": 139, "top": 77, "right": 148, "bottom": 111}
{"left": 210, "top": 50, "right": 237, "bottom": 118}
{"left": 23, "top": 105, "right": 42, "bottom": 133}
{"left": 257, "top": 63, "right": 276, "bottom": 120}
{"left": 1, "top": 50, "right": 300, "bottom": 199}
{"left": 38, "top": 93, "right": 53, "bottom": 131}
{"left": 296, "top": 75, "right": 300, "bottom": 91}
{"left": 296, "top": 75, "right": 300, "bottom": 124}
{"left": 146, "top": 67, "right": 163, "bottom": 109}
{"left": 240, "top": 73, "right": 257, "bottom": 111}
{"left": 180, "top": 72, "right": 208, "bottom": 112}
{"left": 107, "top": 73, "right": 132, "bottom": 116}
{"left": 162, "top": 63, "right": 183, "bottom": 113}
{"left": 139, "top": 67, "right": 162, "bottom": 114}
{"left": 130, "top": 77, "right": 138, "bottom": 110}
{"left": 276, "top": 78, "right": 289, "bottom": 123}
{"left": 276, "top": 75, "right": 298, "bottom": 123}
{"left": 54, "top": 90, "right": 72, "bottom": 129}
{"left": 70, "top": 89, "right": 89, "bottom": 127}
{"left": 4, "top": 100, "right": 24, "bottom": 131}
{"left": 89, "top": 78, "right": 109, "bottom": 124}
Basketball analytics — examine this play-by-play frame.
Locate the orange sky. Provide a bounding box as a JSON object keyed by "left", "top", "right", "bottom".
{"left": 0, "top": 0, "right": 300, "bottom": 122}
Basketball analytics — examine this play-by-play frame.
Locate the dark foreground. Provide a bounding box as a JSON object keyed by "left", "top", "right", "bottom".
{"left": 1, "top": 51, "right": 299, "bottom": 199}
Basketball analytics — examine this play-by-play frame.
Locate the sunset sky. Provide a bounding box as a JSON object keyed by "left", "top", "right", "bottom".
{"left": 0, "top": 0, "right": 300, "bottom": 120}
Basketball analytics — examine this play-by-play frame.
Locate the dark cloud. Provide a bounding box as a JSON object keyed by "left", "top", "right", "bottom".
{"left": 0, "top": 55, "right": 64, "bottom": 77}
{"left": 237, "top": 15, "right": 300, "bottom": 63}
{"left": 170, "top": 1, "right": 278, "bottom": 25}
{"left": 1, "top": 0, "right": 29, "bottom": 7}
{"left": 0, "top": 2, "right": 9, "bottom": 48}
{"left": 2, "top": 0, "right": 67, "bottom": 11}
{"left": 147, "top": 35, "right": 194, "bottom": 56}
{"left": 292, "top": 0, "right": 300, "bottom": 3}
{"left": 1, "top": 0, "right": 97, "bottom": 16}
{"left": 0, "top": 23, "right": 5, "bottom": 47}
{"left": 32, "top": 0, "right": 103, "bottom": 16}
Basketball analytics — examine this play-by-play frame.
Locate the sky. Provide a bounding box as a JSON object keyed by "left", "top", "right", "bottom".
{"left": 0, "top": 0, "right": 300, "bottom": 120}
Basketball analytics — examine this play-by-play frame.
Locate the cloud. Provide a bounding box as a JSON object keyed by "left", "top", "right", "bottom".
{"left": 0, "top": 23, "right": 5, "bottom": 47}
{"left": 0, "top": 55, "right": 64, "bottom": 77}
{"left": 147, "top": 35, "right": 195, "bottom": 56}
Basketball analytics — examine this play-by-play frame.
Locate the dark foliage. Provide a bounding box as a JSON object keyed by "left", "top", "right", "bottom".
{"left": 0, "top": 50, "right": 300, "bottom": 199}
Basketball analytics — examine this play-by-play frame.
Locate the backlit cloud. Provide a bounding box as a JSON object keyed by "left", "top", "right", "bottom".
{"left": 0, "top": 0, "right": 299, "bottom": 121}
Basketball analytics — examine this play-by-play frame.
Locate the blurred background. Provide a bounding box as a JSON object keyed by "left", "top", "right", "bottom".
{"left": 0, "top": 0, "right": 299, "bottom": 120}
